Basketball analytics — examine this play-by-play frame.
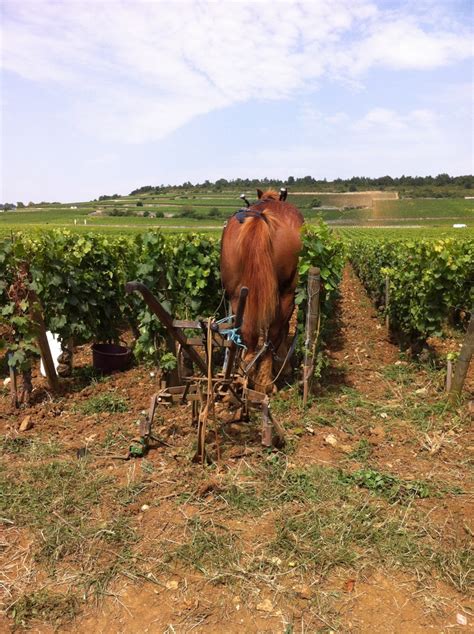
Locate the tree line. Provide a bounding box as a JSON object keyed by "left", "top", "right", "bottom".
{"left": 130, "top": 173, "right": 473, "bottom": 196}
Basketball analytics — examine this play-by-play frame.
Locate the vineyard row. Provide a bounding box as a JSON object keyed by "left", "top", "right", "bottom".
{"left": 0, "top": 225, "right": 344, "bottom": 372}
{"left": 1, "top": 227, "right": 472, "bottom": 372}
{"left": 350, "top": 237, "right": 473, "bottom": 352}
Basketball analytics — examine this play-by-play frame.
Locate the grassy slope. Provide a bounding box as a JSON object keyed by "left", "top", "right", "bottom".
{"left": 1, "top": 190, "right": 472, "bottom": 236}
{"left": 373, "top": 198, "right": 473, "bottom": 218}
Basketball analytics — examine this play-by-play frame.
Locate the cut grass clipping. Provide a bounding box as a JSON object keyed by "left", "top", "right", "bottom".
{"left": 175, "top": 458, "right": 472, "bottom": 594}
{"left": 9, "top": 591, "right": 80, "bottom": 630}
{"left": 173, "top": 517, "right": 241, "bottom": 578}
{"left": 266, "top": 463, "right": 472, "bottom": 593}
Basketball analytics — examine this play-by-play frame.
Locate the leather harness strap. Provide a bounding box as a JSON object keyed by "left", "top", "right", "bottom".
{"left": 234, "top": 208, "right": 267, "bottom": 223}
{"left": 233, "top": 199, "right": 272, "bottom": 224}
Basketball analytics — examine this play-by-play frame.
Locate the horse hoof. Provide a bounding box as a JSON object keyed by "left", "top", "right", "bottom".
{"left": 273, "top": 434, "right": 285, "bottom": 449}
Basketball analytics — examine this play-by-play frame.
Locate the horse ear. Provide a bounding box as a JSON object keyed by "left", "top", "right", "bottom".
{"left": 257, "top": 189, "right": 263, "bottom": 199}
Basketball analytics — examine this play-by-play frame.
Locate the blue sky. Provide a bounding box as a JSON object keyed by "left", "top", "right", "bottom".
{"left": 1, "top": 0, "right": 473, "bottom": 203}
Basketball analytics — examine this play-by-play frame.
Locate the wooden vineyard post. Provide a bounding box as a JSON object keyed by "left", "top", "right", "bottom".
{"left": 385, "top": 276, "right": 390, "bottom": 331}
{"left": 303, "top": 267, "right": 321, "bottom": 407}
{"left": 29, "top": 289, "right": 59, "bottom": 393}
{"left": 446, "top": 358, "right": 453, "bottom": 393}
{"left": 8, "top": 361, "right": 18, "bottom": 408}
{"left": 449, "top": 309, "right": 474, "bottom": 403}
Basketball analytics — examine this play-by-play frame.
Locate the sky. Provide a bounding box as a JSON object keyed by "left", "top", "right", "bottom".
{"left": 1, "top": 0, "right": 473, "bottom": 203}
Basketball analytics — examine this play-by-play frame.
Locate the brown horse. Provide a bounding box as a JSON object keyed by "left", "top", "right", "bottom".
{"left": 220, "top": 189, "right": 304, "bottom": 391}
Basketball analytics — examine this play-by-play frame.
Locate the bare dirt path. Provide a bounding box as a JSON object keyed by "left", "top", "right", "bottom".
{"left": 294, "top": 266, "right": 473, "bottom": 632}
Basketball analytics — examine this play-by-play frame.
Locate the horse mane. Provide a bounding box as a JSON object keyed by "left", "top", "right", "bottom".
{"left": 235, "top": 206, "right": 280, "bottom": 333}
{"left": 260, "top": 189, "right": 279, "bottom": 200}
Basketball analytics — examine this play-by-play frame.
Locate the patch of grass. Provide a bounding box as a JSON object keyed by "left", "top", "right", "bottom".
{"left": 382, "top": 362, "right": 415, "bottom": 385}
{"left": 218, "top": 483, "right": 261, "bottom": 512}
{"left": 264, "top": 456, "right": 344, "bottom": 505}
{"left": 270, "top": 389, "right": 303, "bottom": 416}
{"left": 433, "top": 547, "right": 474, "bottom": 594}
{"left": 339, "top": 468, "right": 433, "bottom": 502}
{"left": 0, "top": 461, "right": 106, "bottom": 532}
{"left": 116, "top": 480, "right": 150, "bottom": 506}
{"left": 273, "top": 507, "right": 360, "bottom": 574}
{"left": 313, "top": 364, "right": 466, "bottom": 438}
{"left": 194, "top": 461, "right": 341, "bottom": 514}
{"left": 1, "top": 436, "right": 32, "bottom": 454}
{"left": 0, "top": 461, "right": 121, "bottom": 569}
{"left": 1, "top": 436, "right": 62, "bottom": 458}
{"left": 34, "top": 513, "right": 136, "bottom": 571}
{"left": 304, "top": 388, "right": 372, "bottom": 430}
{"left": 0, "top": 459, "right": 137, "bottom": 568}
{"left": 1, "top": 458, "right": 141, "bottom": 612}
{"left": 8, "top": 589, "right": 80, "bottom": 629}
{"left": 102, "top": 515, "right": 138, "bottom": 545}
{"left": 270, "top": 474, "right": 425, "bottom": 581}
{"left": 405, "top": 399, "right": 461, "bottom": 432}
{"left": 261, "top": 462, "right": 471, "bottom": 594}
{"left": 278, "top": 468, "right": 327, "bottom": 503}
{"left": 98, "top": 426, "right": 134, "bottom": 452}
{"left": 76, "top": 392, "right": 129, "bottom": 414}
{"left": 348, "top": 438, "right": 372, "bottom": 461}
{"left": 141, "top": 459, "right": 154, "bottom": 475}
{"left": 72, "top": 365, "right": 110, "bottom": 384}
{"left": 173, "top": 517, "right": 241, "bottom": 578}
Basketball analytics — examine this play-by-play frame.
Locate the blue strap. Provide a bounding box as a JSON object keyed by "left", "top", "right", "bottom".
{"left": 214, "top": 314, "right": 247, "bottom": 349}
{"left": 215, "top": 314, "right": 235, "bottom": 325}
{"left": 220, "top": 326, "right": 247, "bottom": 350}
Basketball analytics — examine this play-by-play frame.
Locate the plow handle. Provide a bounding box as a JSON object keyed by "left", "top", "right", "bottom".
{"left": 125, "top": 281, "right": 208, "bottom": 375}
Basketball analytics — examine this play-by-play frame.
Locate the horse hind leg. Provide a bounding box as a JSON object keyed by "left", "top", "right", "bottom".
{"left": 243, "top": 348, "right": 273, "bottom": 393}
{"left": 253, "top": 352, "right": 275, "bottom": 394}
{"left": 273, "top": 299, "right": 298, "bottom": 379}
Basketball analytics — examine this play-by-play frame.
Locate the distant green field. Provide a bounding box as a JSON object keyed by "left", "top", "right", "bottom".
{"left": 1, "top": 192, "right": 471, "bottom": 237}
{"left": 373, "top": 198, "right": 473, "bottom": 219}
{"left": 0, "top": 215, "right": 223, "bottom": 236}
{"left": 311, "top": 198, "right": 472, "bottom": 224}
{"left": 335, "top": 226, "right": 474, "bottom": 240}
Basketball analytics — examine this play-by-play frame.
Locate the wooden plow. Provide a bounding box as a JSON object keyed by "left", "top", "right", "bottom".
{"left": 125, "top": 281, "right": 286, "bottom": 462}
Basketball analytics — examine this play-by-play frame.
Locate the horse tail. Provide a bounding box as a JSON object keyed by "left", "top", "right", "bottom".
{"left": 236, "top": 211, "right": 279, "bottom": 333}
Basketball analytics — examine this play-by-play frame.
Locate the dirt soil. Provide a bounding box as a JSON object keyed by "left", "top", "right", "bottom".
{"left": 1, "top": 265, "right": 473, "bottom": 633}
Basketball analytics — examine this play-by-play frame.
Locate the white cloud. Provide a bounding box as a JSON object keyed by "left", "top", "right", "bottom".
{"left": 1, "top": 1, "right": 472, "bottom": 143}
{"left": 299, "top": 104, "right": 324, "bottom": 126}
{"left": 299, "top": 104, "right": 350, "bottom": 128}
{"left": 348, "top": 19, "right": 472, "bottom": 73}
{"left": 326, "top": 112, "right": 350, "bottom": 125}
{"left": 354, "top": 107, "right": 438, "bottom": 132}
{"left": 86, "top": 153, "right": 119, "bottom": 167}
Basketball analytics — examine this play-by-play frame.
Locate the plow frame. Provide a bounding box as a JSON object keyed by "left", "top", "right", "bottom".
{"left": 125, "top": 282, "right": 285, "bottom": 461}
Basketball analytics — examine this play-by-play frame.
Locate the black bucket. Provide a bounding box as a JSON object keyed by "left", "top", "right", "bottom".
{"left": 91, "top": 343, "right": 132, "bottom": 373}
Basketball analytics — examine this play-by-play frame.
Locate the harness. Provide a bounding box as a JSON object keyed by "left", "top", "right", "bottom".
{"left": 234, "top": 208, "right": 266, "bottom": 224}
{"left": 233, "top": 198, "right": 272, "bottom": 224}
